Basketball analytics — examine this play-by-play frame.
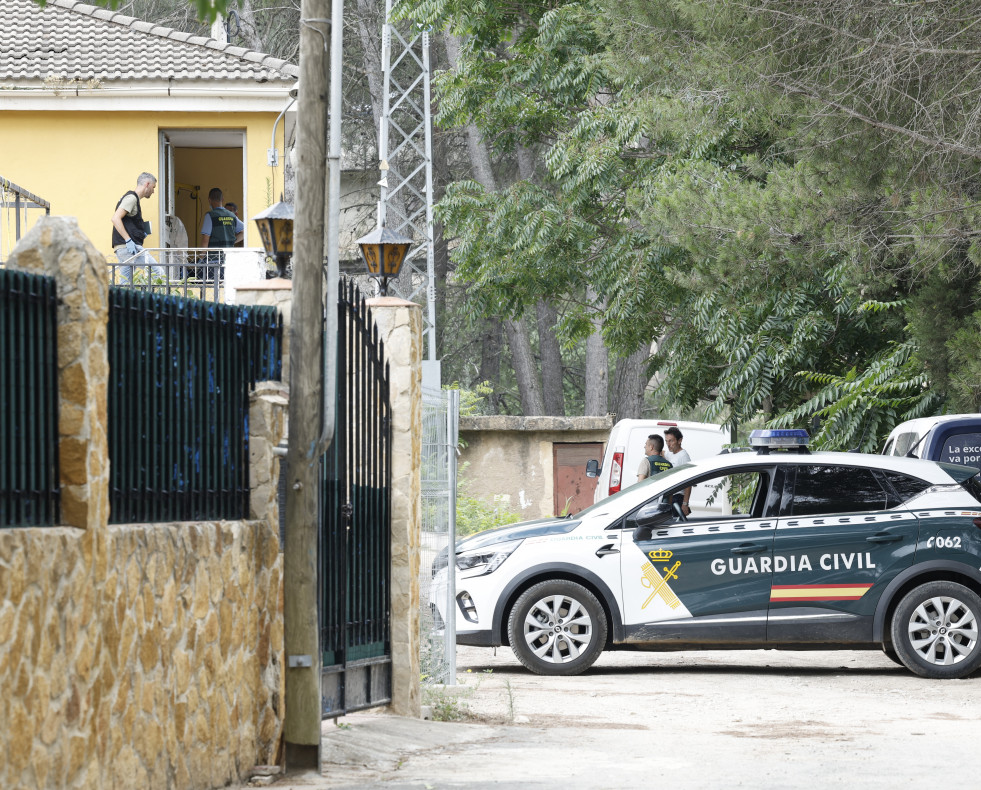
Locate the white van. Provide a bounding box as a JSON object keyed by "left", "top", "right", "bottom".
{"left": 882, "top": 413, "right": 981, "bottom": 468}
{"left": 586, "top": 418, "right": 730, "bottom": 506}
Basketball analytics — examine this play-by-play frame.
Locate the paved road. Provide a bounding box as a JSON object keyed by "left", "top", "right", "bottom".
{"left": 253, "top": 645, "right": 981, "bottom": 789}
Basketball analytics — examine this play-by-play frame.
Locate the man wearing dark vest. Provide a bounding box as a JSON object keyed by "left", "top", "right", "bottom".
{"left": 111, "top": 172, "right": 163, "bottom": 283}
{"left": 636, "top": 434, "right": 672, "bottom": 482}
{"left": 198, "top": 187, "right": 244, "bottom": 281}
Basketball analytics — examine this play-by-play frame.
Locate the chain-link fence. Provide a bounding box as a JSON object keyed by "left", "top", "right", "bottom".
{"left": 420, "top": 387, "right": 459, "bottom": 685}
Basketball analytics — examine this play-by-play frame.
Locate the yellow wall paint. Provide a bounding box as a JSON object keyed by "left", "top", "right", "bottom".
{"left": 0, "top": 110, "right": 287, "bottom": 257}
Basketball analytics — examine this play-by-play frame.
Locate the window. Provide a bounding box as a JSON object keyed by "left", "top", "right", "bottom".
{"left": 669, "top": 468, "right": 776, "bottom": 519}
{"left": 939, "top": 432, "right": 981, "bottom": 467}
{"left": 790, "top": 465, "right": 890, "bottom": 516}
{"left": 889, "top": 432, "right": 921, "bottom": 457}
{"left": 879, "top": 471, "right": 932, "bottom": 506}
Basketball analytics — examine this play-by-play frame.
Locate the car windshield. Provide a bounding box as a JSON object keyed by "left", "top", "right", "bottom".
{"left": 574, "top": 463, "right": 694, "bottom": 518}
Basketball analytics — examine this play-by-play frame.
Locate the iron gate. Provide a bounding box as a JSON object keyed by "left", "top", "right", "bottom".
{"left": 320, "top": 278, "right": 392, "bottom": 718}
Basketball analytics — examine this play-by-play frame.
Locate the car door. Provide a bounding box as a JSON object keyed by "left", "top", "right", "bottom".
{"left": 767, "top": 463, "right": 918, "bottom": 644}
{"left": 621, "top": 465, "right": 781, "bottom": 644}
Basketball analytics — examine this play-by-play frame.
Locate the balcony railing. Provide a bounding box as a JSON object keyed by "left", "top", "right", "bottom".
{"left": 107, "top": 247, "right": 275, "bottom": 303}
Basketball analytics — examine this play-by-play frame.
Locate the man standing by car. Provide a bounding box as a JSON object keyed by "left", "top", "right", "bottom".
{"left": 637, "top": 434, "right": 672, "bottom": 482}
{"left": 199, "top": 187, "right": 244, "bottom": 280}
{"left": 664, "top": 426, "right": 692, "bottom": 515}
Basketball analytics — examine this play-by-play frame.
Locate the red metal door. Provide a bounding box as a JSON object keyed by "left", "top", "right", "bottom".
{"left": 553, "top": 443, "right": 603, "bottom": 516}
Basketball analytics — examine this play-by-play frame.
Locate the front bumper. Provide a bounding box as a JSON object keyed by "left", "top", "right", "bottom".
{"left": 456, "top": 629, "right": 501, "bottom": 647}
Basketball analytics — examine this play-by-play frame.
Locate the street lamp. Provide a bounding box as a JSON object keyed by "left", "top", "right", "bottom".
{"left": 253, "top": 200, "right": 294, "bottom": 278}
{"left": 355, "top": 225, "right": 412, "bottom": 296}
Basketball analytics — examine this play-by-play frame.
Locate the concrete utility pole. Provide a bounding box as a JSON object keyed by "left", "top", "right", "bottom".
{"left": 283, "top": 0, "right": 330, "bottom": 769}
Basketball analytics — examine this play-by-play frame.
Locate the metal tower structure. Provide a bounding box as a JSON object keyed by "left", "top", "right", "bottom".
{"left": 378, "top": 0, "right": 437, "bottom": 362}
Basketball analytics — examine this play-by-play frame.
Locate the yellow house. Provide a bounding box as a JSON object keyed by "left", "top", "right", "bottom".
{"left": 0, "top": 0, "right": 297, "bottom": 259}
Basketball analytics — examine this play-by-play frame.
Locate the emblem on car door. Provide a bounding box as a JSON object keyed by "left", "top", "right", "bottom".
{"left": 641, "top": 556, "right": 682, "bottom": 610}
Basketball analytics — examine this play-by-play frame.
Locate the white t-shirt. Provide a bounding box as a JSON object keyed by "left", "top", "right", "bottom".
{"left": 664, "top": 447, "right": 691, "bottom": 467}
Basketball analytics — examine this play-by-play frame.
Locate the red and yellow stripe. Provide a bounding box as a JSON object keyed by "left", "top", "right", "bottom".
{"left": 770, "top": 583, "right": 873, "bottom": 602}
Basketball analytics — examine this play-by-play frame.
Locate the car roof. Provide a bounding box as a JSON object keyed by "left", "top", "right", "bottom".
{"left": 691, "top": 449, "right": 960, "bottom": 484}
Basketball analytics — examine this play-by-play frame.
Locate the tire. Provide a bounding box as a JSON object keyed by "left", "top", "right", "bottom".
{"left": 507, "top": 579, "right": 607, "bottom": 676}
{"left": 881, "top": 643, "right": 904, "bottom": 667}
{"left": 890, "top": 581, "right": 981, "bottom": 679}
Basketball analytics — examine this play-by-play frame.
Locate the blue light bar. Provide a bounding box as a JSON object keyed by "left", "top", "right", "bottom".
{"left": 749, "top": 428, "right": 810, "bottom": 448}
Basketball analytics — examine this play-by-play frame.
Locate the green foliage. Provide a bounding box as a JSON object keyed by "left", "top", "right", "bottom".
{"left": 771, "top": 341, "right": 942, "bottom": 452}
{"left": 407, "top": 0, "right": 981, "bottom": 434}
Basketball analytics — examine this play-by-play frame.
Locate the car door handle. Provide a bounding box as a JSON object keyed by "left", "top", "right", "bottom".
{"left": 731, "top": 543, "right": 767, "bottom": 555}
{"left": 595, "top": 544, "right": 620, "bottom": 558}
{"left": 867, "top": 532, "right": 902, "bottom": 544}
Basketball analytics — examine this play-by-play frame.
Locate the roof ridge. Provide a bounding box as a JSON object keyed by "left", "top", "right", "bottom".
{"left": 45, "top": 0, "right": 297, "bottom": 76}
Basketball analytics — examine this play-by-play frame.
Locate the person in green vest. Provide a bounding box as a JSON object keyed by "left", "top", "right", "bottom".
{"left": 637, "top": 434, "right": 673, "bottom": 482}
{"left": 197, "top": 187, "right": 244, "bottom": 280}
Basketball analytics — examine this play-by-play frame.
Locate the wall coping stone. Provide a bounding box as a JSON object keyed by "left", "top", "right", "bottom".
{"left": 459, "top": 415, "right": 614, "bottom": 432}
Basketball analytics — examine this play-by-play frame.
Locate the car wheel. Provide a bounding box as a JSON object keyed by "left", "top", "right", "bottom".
{"left": 890, "top": 581, "right": 981, "bottom": 679}
{"left": 881, "top": 643, "right": 903, "bottom": 667}
{"left": 507, "top": 580, "right": 607, "bottom": 676}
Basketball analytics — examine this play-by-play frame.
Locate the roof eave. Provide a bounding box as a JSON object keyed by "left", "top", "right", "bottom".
{"left": 0, "top": 80, "right": 296, "bottom": 112}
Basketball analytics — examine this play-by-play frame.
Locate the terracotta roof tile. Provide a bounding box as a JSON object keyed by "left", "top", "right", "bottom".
{"left": 0, "top": 0, "right": 298, "bottom": 84}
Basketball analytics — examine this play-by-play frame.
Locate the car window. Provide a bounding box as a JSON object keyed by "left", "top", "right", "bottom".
{"left": 664, "top": 469, "right": 775, "bottom": 520}
{"left": 790, "top": 465, "right": 890, "bottom": 516}
{"left": 879, "top": 470, "right": 932, "bottom": 505}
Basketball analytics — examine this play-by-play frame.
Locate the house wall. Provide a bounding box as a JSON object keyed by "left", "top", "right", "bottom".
{"left": 0, "top": 217, "right": 285, "bottom": 789}
{"left": 0, "top": 110, "right": 284, "bottom": 254}
{"left": 459, "top": 416, "right": 614, "bottom": 519}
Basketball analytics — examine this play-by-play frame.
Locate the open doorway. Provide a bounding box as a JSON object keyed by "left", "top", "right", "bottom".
{"left": 159, "top": 129, "right": 245, "bottom": 249}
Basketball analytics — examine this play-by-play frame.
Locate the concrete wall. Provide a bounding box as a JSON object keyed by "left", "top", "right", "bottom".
{"left": 459, "top": 416, "right": 614, "bottom": 519}
{"left": 0, "top": 217, "right": 285, "bottom": 789}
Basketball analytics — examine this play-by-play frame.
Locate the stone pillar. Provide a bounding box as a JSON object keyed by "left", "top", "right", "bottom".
{"left": 367, "top": 296, "right": 422, "bottom": 718}
{"left": 235, "top": 279, "right": 293, "bottom": 386}
{"left": 248, "top": 382, "right": 289, "bottom": 524}
{"left": 7, "top": 217, "right": 110, "bottom": 530}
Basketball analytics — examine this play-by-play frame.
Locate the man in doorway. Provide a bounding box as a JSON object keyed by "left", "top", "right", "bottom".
{"left": 111, "top": 172, "right": 165, "bottom": 283}
{"left": 664, "top": 426, "right": 693, "bottom": 516}
{"left": 198, "top": 187, "right": 244, "bottom": 280}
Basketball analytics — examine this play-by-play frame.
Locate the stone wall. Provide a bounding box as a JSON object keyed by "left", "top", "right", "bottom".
{"left": 0, "top": 521, "right": 282, "bottom": 789}
{"left": 0, "top": 218, "right": 285, "bottom": 789}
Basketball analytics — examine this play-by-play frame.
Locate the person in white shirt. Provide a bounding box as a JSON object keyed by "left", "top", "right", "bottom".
{"left": 664, "top": 426, "right": 692, "bottom": 515}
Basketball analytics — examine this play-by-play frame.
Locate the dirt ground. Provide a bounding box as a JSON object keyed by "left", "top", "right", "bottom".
{"left": 259, "top": 644, "right": 981, "bottom": 789}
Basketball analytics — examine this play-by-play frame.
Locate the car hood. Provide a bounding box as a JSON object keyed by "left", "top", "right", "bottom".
{"left": 457, "top": 517, "right": 581, "bottom": 552}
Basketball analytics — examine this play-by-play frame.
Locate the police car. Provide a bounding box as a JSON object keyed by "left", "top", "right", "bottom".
{"left": 433, "top": 430, "right": 981, "bottom": 678}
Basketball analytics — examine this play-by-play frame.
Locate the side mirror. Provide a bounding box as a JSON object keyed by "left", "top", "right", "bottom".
{"left": 625, "top": 500, "right": 675, "bottom": 531}
{"left": 585, "top": 459, "right": 600, "bottom": 478}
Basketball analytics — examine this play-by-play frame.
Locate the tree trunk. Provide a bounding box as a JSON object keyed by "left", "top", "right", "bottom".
{"left": 536, "top": 300, "right": 565, "bottom": 415}
{"left": 584, "top": 288, "right": 608, "bottom": 415}
{"left": 505, "top": 316, "right": 545, "bottom": 416}
{"left": 478, "top": 317, "right": 504, "bottom": 415}
{"left": 611, "top": 345, "right": 650, "bottom": 420}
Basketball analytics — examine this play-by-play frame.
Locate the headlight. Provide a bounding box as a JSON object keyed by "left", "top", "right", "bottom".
{"left": 455, "top": 539, "right": 523, "bottom": 576}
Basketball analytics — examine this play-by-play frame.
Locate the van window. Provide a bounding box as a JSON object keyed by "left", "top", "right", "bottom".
{"left": 939, "top": 433, "right": 981, "bottom": 467}
{"left": 889, "top": 432, "right": 921, "bottom": 457}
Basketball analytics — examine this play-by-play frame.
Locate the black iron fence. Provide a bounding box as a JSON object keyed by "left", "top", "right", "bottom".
{"left": 0, "top": 269, "right": 59, "bottom": 528}
{"left": 321, "top": 278, "right": 393, "bottom": 716}
{"left": 108, "top": 288, "right": 282, "bottom": 524}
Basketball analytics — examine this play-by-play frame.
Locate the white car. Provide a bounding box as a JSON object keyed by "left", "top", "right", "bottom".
{"left": 434, "top": 430, "right": 981, "bottom": 678}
